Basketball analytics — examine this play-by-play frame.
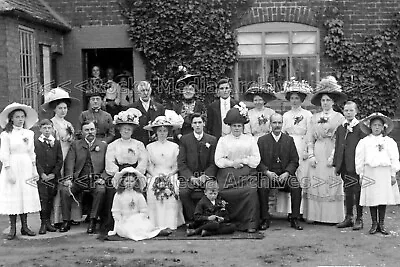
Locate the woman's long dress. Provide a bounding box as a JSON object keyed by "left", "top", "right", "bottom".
{"left": 244, "top": 107, "right": 275, "bottom": 140}
{"left": 146, "top": 141, "right": 185, "bottom": 229}
{"left": 111, "top": 190, "right": 162, "bottom": 241}
{"left": 50, "top": 116, "right": 81, "bottom": 223}
{"left": 303, "top": 111, "right": 345, "bottom": 223}
{"left": 214, "top": 134, "right": 261, "bottom": 231}
{"left": 277, "top": 107, "right": 313, "bottom": 214}
{"left": 355, "top": 135, "right": 400, "bottom": 206}
{"left": 0, "top": 128, "right": 41, "bottom": 215}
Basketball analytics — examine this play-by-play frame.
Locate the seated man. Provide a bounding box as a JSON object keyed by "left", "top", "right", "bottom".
{"left": 257, "top": 113, "right": 303, "bottom": 230}
{"left": 60, "top": 120, "right": 107, "bottom": 233}
{"left": 178, "top": 113, "right": 218, "bottom": 222}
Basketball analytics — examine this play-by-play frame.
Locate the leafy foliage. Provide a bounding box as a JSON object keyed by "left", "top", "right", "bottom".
{"left": 324, "top": 13, "right": 400, "bottom": 117}
{"left": 119, "top": 0, "right": 253, "bottom": 106}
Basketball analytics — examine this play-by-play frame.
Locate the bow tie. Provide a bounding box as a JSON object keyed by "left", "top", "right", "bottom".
{"left": 92, "top": 108, "right": 100, "bottom": 113}
{"left": 344, "top": 122, "right": 349, "bottom": 128}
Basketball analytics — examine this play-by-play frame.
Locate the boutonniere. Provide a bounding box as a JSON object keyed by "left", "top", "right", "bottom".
{"left": 258, "top": 114, "right": 268, "bottom": 126}
{"left": 66, "top": 125, "right": 74, "bottom": 136}
{"left": 377, "top": 143, "right": 384, "bottom": 152}
{"left": 294, "top": 115, "right": 304, "bottom": 125}
{"left": 150, "top": 104, "right": 157, "bottom": 112}
{"left": 23, "top": 137, "right": 29, "bottom": 144}
{"left": 129, "top": 199, "right": 135, "bottom": 209}
{"left": 94, "top": 145, "right": 100, "bottom": 152}
{"left": 205, "top": 142, "right": 211, "bottom": 148}
{"left": 318, "top": 117, "right": 329, "bottom": 124}
{"left": 219, "top": 199, "right": 228, "bottom": 211}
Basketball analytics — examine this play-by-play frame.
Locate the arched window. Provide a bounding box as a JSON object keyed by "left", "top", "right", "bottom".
{"left": 235, "top": 22, "right": 319, "bottom": 97}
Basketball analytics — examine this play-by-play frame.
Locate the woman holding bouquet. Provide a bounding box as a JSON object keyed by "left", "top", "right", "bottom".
{"left": 144, "top": 113, "right": 185, "bottom": 229}
{"left": 41, "top": 87, "right": 80, "bottom": 226}
{"left": 243, "top": 83, "right": 276, "bottom": 140}
{"left": 304, "top": 76, "right": 346, "bottom": 223}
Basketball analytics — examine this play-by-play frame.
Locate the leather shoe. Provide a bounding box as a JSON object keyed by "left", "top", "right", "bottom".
{"left": 46, "top": 221, "right": 57, "bottom": 232}
{"left": 39, "top": 222, "right": 47, "bottom": 235}
{"left": 247, "top": 228, "right": 257, "bottom": 233}
{"left": 59, "top": 221, "right": 70, "bottom": 232}
{"left": 259, "top": 220, "right": 270, "bottom": 230}
{"left": 336, "top": 216, "right": 353, "bottom": 228}
{"left": 352, "top": 218, "right": 363, "bottom": 231}
{"left": 369, "top": 223, "right": 378, "bottom": 234}
{"left": 87, "top": 219, "right": 96, "bottom": 234}
{"left": 378, "top": 223, "right": 389, "bottom": 235}
{"left": 290, "top": 219, "right": 303, "bottom": 230}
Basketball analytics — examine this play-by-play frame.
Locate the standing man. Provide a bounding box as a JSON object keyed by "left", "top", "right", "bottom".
{"left": 130, "top": 81, "right": 165, "bottom": 145}
{"left": 78, "top": 90, "right": 115, "bottom": 144}
{"left": 206, "top": 78, "right": 237, "bottom": 139}
{"left": 103, "top": 67, "right": 122, "bottom": 118}
{"left": 257, "top": 113, "right": 303, "bottom": 230}
{"left": 60, "top": 120, "right": 107, "bottom": 234}
{"left": 331, "top": 101, "right": 366, "bottom": 230}
{"left": 178, "top": 113, "right": 218, "bottom": 222}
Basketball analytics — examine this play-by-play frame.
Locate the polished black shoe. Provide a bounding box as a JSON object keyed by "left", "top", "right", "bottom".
{"left": 247, "top": 228, "right": 257, "bottom": 233}
{"left": 290, "top": 219, "right": 303, "bottom": 230}
{"left": 369, "top": 223, "right": 378, "bottom": 234}
{"left": 39, "top": 222, "right": 47, "bottom": 235}
{"left": 259, "top": 220, "right": 270, "bottom": 230}
{"left": 352, "top": 218, "right": 363, "bottom": 231}
{"left": 46, "top": 221, "right": 57, "bottom": 232}
{"left": 87, "top": 219, "right": 96, "bottom": 234}
{"left": 59, "top": 221, "right": 70, "bottom": 232}
{"left": 21, "top": 227, "right": 36, "bottom": 236}
{"left": 378, "top": 223, "right": 389, "bottom": 235}
{"left": 336, "top": 216, "right": 353, "bottom": 228}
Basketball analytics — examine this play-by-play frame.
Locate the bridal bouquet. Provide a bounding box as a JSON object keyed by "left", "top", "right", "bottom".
{"left": 152, "top": 174, "right": 178, "bottom": 201}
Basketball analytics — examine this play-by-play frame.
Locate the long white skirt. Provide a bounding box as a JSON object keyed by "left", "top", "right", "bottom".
{"left": 113, "top": 213, "right": 162, "bottom": 241}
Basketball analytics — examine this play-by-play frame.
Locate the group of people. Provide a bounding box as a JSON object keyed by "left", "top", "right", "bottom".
{"left": 0, "top": 71, "right": 399, "bottom": 242}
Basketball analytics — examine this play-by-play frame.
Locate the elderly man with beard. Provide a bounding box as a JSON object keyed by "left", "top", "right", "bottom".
{"left": 257, "top": 113, "right": 303, "bottom": 230}
{"left": 60, "top": 120, "right": 107, "bottom": 234}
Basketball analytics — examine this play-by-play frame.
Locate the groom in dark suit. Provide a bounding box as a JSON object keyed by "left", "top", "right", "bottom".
{"left": 129, "top": 81, "right": 165, "bottom": 146}
{"left": 178, "top": 113, "right": 218, "bottom": 222}
{"left": 257, "top": 113, "right": 302, "bottom": 230}
{"left": 332, "top": 101, "right": 366, "bottom": 230}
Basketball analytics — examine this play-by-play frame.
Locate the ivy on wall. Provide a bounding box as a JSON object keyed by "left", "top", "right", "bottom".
{"left": 119, "top": 0, "right": 253, "bottom": 105}
{"left": 324, "top": 12, "right": 400, "bottom": 117}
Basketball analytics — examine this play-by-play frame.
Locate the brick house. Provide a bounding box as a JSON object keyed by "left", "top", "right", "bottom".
{"left": 0, "top": 0, "right": 399, "bottom": 124}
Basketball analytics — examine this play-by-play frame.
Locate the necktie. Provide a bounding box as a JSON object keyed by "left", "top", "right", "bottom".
{"left": 44, "top": 138, "right": 50, "bottom": 146}
{"left": 344, "top": 122, "right": 349, "bottom": 128}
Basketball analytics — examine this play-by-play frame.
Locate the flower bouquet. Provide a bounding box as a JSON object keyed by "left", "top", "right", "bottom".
{"left": 152, "top": 174, "right": 178, "bottom": 201}
{"left": 258, "top": 114, "right": 268, "bottom": 126}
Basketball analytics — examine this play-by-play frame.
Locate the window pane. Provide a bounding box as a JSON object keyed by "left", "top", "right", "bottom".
{"left": 293, "top": 32, "right": 316, "bottom": 43}
{"left": 265, "top": 32, "right": 289, "bottom": 44}
{"left": 238, "top": 32, "right": 262, "bottom": 44}
{"left": 291, "top": 58, "right": 317, "bottom": 88}
{"left": 266, "top": 58, "right": 288, "bottom": 92}
{"left": 238, "top": 58, "right": 262, "bottom": 94}
{"left": 238, "top": 44, "right": 262, "bottom": 56}
{"left": 293, "top": 44, "right": 316, "bottom": 55}
{"left": 265, "top": 44, "right": 289, "bottom": 55}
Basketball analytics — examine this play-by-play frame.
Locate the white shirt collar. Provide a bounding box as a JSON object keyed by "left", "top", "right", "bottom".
{"left": 85, "top": 138, "right": 96, "bottom": 147}
{"left": 343, "top": 118, "right": 359, "bottom": 127}
{"left": 272, "top": 132, "right": 282, "bottom": 142}
{"left": 39, "top": 134, "right": 55, "bottom": 143}
{"left": 194, "top": 132, "right": 203, "bottom": 141}
{"left": 220, "top": 97, "right": 231, "bottom": 104}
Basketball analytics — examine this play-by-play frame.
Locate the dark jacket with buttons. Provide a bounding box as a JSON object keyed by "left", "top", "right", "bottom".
{"left": 34, "top": 137, "right": 63, "bottom": 180}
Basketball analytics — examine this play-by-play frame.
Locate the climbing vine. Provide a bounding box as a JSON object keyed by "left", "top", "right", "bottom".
{"left": 324, "top": 12, "right": 400, "bottom": 117}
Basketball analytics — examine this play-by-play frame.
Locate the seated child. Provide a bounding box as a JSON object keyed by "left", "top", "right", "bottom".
{"left": 187, "top": 179, "right": 236, "bottom": 237}
{"left": 108, "top": 167, "right": 171, "bottom": 241}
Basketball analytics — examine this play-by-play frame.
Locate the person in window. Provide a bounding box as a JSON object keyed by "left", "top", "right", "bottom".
{"left": 103, "top": 67, "right": 122, "bottom": 118}
{"left": 276, "top": 78, "right": 313, "bottom": 220}
{"left": 214, "top": 103, "right": 261, "bottom": 232}
{"left": 0, "top": 103, "right": 40, "bottom": 240}
{"left": 116, "top": 71, "right": 134, "bottom": 109}
{"left": 206, "top": 78, "right": 238, "bottom": 139}
{"left": 243, "top": 82, "right": 276, "bottom": 140}
{"left": 304, "top": 76, "right": 347, "bottom": 224}
{"left": 87, "top": 65, "right": 104, "bottom": 107}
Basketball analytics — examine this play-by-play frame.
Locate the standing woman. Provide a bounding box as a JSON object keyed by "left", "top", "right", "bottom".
{"left": 41, "top": 87, "right": 80, "bottom": 226}
{"left": 243, "top": 83, "right": 276, "bottom": 140}
{"left": 304, "top": 76, "right": 347, "bottom": 223}
{"left": 277, "top": 78, "right": 313, "bottom": 216}
{"left": 356, "top": 113, "right": 400, "bottom": 234}
{"left": 144, "top": 115, "right": 185, "bottom": 230}
{"left": 0, "top": 103, "right": 40, "bottom": 239}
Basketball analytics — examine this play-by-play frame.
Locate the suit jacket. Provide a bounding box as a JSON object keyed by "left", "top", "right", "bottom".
{"left": 34, "top": 138, "right": 63, "bottom": 180}
{"left": 333, "top": 123, "right": 366, "bottom": 174}
{"left": 64, "top": 138, "right": 108, "bottom": 182}
{"left": 257, "top": 132, "right": 299, "bottom": 176}
{"left": 178, "top": 132, "right": 218, "bottom": 181}
{"left": 194, "top": 195, "right": 230, "bottom": 223}
{"left": 130, "top": 99, "right": 165, "bottom": 145}
{"left": 206, "top": 98, "right": 237, "bottom": 139}
{"left": 78, "top": 109, "right": 115, "bottom": 143}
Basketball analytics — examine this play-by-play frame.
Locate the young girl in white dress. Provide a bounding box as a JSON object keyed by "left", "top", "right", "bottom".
{"left": 108, "top": 167, "right": 169, "bottom": 241}
{"left": 355, "top": 112, "right": 400, "bottom": 235}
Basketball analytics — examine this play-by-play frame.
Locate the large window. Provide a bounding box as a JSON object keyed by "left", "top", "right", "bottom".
{"left": 236, "top": 22, "right": 319, "bottom": 96}
{"left": 19, "top": 26, "right": 38, "bottom": 109}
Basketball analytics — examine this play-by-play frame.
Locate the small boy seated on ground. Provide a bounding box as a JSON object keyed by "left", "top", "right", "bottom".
{"left": 187, "top": 179, "right": 236, "bottom": 237}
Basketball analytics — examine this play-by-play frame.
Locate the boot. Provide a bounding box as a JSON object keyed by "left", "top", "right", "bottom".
{"left": 87, "top": 219, "right": 96, "bottom": 234}
{"left": 20, "top": 214, "right": 36, "bottom": 236}
{"left": 336, "top": 215, "right": 353, "bottom": 228}
{"left": 45, "top": 220, "right": 57, "bottom": 232}
{"left": 369, "top": 207, "right": 378, "bottom": 234}
{"left": 7, "top": 215, "right": 17, "bottom": 240}
{"left": 378, "top": 205, "right": 389, "bottom": 235}
{"left": 353, "top": 205, "right": 363, "bottom": 230}
{"left": 39, "top": 221, "right": 47, "bottom": 235}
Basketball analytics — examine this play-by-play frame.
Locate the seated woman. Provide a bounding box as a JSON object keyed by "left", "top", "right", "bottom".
{"left": 214, "top": 103, "right": 261, "bottom": 232}
{"left": 144, "top": 115, "right": 185, "bottom": 230}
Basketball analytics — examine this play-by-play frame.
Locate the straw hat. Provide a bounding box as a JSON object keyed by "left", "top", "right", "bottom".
{"left": 223, "top": 102, "right": 250, "bottom": 125}
{"left": 282, "top": 77, "right": 313, "bottom": 102}
{"left": 244, "top": 83, "right": 276, "bottom": 103}
{"left": 41, "top": 87, "right": 80, "bottom": 111}
{"left": 0, "top": 102, "right": 38, "bottom": 129}
{"left": 113, "top": 108, "right": 142, "bottom": 125}
{"left": 310, "top": 76, "right": 347, "bottom": 106}
{"left": 113, "top": 167, "right": 146, "bottom": 191}
{"left": 143, "top": 110, "right": 184, "bottom": 131}
{"left": 359, "top": 112, "right": 394, "bottom": 135}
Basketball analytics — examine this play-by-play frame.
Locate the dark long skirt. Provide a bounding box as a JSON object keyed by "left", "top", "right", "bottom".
{"left": 216, "top": 166, "right": 260, "bottom": 231}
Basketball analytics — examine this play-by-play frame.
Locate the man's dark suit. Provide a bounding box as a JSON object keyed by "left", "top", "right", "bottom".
{"left": 257, "top": 133, "right": 301, "bottom": 221}
{"left": 178, "top": 132, "right": 218, "bottom": 221}
{"left": 130, "top": 99, "right": 165, "bottom": 145}
{"left": 206, "top": 98, "right": 237, "bottom": 139}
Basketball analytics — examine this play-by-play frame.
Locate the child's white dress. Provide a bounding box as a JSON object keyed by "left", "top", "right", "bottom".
{"left": 355, "top": 134, "right": 400, "bottom": 206}
{"left": 110, "top": 190, "right": 162, "bottom": 241}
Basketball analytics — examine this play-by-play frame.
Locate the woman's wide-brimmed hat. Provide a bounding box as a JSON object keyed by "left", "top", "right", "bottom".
{"left": 176, "top": 65, "right": 200, "bottom": 89}
{"left": 360, "top": 112, "right": 394, "bottom": 135}
{"left": 41, "top": 87, "right": 80, "bottom": 111}
{"left": 113, "top": 108, "right": 142, "bottom": 125}
{"left": 0, "top": 102, "right": 38, "bottom": 129}
{"left": 282, "top": 77, "right": 313, "bottom": 102}
{"left": 143, "top": 110, "right": 184, "bottom": 131}
{"left": 223, "top": 102, "right": 250, "bottom": 125}
{"left": 244, "top": 83, "right": 276, "bottom": 103}
{"left": 113, "top": 167, "right": 146, "bottom": 191}
{"left": 311, "top": 76, "right": 347, "bottom": 106}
